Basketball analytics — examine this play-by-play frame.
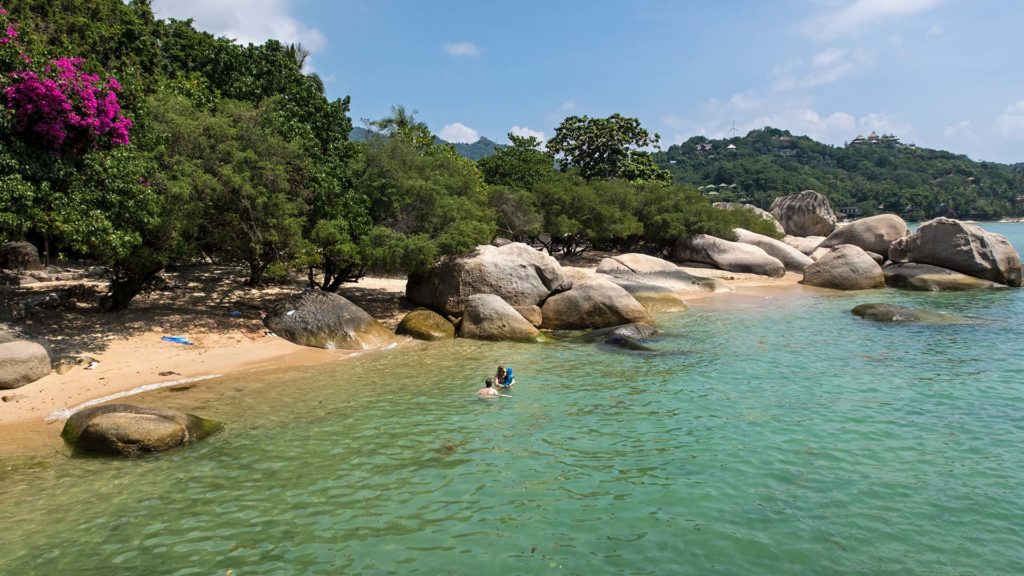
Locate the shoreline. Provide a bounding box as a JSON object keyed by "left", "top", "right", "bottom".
{"left": 0, "top": 264, "right": 803, "bottom": 453}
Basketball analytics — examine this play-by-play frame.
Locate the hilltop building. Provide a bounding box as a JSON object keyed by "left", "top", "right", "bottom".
{"left": 847, "top": 131, "right": 908, "bottom": 148}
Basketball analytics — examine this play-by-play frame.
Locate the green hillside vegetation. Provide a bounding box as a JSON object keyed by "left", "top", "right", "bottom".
{"left": 656, "top": 127, "right": 1024, "bottom": 221}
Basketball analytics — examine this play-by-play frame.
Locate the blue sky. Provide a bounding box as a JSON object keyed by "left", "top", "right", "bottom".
{"left": 151, "top": 0, "right": 1024, "bottom": 163}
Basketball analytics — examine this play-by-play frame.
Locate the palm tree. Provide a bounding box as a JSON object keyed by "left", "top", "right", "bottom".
{"left": 285, "top": 43, "right": 310, "bottom": 71}
{"left": 285, "top": 43, "right": 324, "bottom": 94}
{"left": 368, "top": 104, "right": 427, "bottom": 136}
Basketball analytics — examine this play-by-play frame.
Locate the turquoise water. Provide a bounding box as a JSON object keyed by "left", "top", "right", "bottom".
{"left": 1, "top": 224, "right": 1022, "bottom": 575}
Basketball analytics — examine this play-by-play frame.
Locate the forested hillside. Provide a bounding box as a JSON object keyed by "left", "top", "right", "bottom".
{"left": 655, "top": 127, "right": 1024, "bottom": 220}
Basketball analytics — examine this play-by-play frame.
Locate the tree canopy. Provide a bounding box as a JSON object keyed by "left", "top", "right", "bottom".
{"left": 547, "top": 114, "right": 672, "bottom": 183}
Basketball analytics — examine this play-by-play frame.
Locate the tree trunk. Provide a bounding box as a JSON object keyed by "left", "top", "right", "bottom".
{"left": 99, "top": 266, "right": 163, "bottom": 312}
{"left": 246, "top": 261, "right": 266, "bottom": 287}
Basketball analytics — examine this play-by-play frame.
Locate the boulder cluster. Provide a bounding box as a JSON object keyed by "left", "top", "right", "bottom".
{"left": 399, "top": 244, "right": 722, "bottom": 341}
{"left": 699, "top": 190, "right": 1021, "bottom": 292}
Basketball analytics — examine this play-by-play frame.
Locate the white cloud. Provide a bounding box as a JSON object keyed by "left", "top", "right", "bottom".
{"left": 800, "top": 0, "right": 942, "bottom": 39}
{"left": 509, "top": 126, "right": 546, "bottom": 143}
{"left": 996, "top": 101, "right": 1024, "bottom": 140}
{"left": 443, "top": 42, "right": 482, "bottom": 58}
{"left": 151, "top": 0, "right": 326, "bottom": 52}
{"left": 772, "top": 48, "right": 874, "bottom": 91}
{"left": 942, "top": 118, "right": 974, "bottom": 137}
{"left": 728, "top": 91, "right": 763, "bottom": 111}
{"left": 927, "top": 23, "right": 945, "bottom": 36}
{"left": 439, "top": 122, "right": 480, "bottom": 143}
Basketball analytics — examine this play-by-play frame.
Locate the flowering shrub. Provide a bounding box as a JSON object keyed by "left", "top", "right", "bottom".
{"left": 5, "top": 57, "right": 132, "bottom": 154}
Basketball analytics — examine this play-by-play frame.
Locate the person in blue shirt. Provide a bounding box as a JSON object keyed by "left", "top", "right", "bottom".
{"left": 495, "top": 365, "right": 515, "bottom": 389}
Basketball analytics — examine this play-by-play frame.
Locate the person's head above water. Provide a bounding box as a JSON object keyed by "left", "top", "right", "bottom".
{"left": 485, "top": 378, "right": 494, "bottom": 388}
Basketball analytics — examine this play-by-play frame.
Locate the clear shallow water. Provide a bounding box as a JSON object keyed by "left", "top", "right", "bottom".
{"left": 1, "top": 225, "right": 1023, "bottom": 575}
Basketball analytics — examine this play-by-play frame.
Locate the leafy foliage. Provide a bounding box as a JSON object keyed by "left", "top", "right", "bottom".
{"left": 547, "top": 114, "right": 671, "bottom": 183}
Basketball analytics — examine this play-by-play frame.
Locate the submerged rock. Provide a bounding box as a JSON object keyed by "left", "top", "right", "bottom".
{"left": 264, "top": 290, "right": 394, "bottom": 350}
{"left": 579, "top": 322, "right": 661, "bottom": 351}
{"left": 61, "top": 403, "right": 222, "bottom": 456}
{"left": 883, "top": 263, "right": 1008, "bottom": 291}
{"left": 395, "top": 309, "right": 456, "bottom": 341}
{"left": 851, "top": 303, "right": 976, "bottom": 324}
{"left": 770, "top": 190, "right": 837, "bottom": 237}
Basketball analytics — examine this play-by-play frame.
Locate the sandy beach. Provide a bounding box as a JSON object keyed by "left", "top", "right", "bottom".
{"left": 0, "top": 257, "right": 802, "bottom": 450}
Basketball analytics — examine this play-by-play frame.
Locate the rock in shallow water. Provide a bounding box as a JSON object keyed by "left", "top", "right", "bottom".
{"left": 888, "top": 218, "right": 1021, "bottom": 287}
{"left": 395, "top": 309, "right": 455, "bottom": 341}
{"left": 541, "top": 278, "right": 653, "bottom": 330}
{"left": 61, "top": 403, "right": 222, "bottom": 456}
{"left": 459, "top": 294, "right": 542, "bottom": 342}
{"left": 883, "top": 263, "right": 1008, "bottom": 291}
{"left": 851, "top": 303, "right": 976, "bottom": 324}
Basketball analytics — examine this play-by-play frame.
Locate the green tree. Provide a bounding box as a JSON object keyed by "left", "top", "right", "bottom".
{"left": 477, "top": 133, "right": 557, "bottom": 190}
{"left": 547, "top": 114, "right": 671, "bottom": 183}
{"left": 353, "top": 135, "right": 495, "bottom": 271}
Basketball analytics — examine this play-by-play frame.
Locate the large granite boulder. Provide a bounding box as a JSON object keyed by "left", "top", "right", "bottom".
{"left": 770, "top": 190, "right": 837, "bottom": 237}
{"left": 596, "top": 253, "right": 725, "bottom": 292}
{"left": 801, "top": 245, "right": 885, "bottom": 290}
{"left": 672, "top": 235, "right": 786, "bottom": 278}
{"left": 264, "top": 290, "right": 393, "bottom": 349}
{"left": 61, "top": 403, "right": 222, "bottom": 456}
{"left": 888, "top": 218, "right": 1021, "bottom": 287}
{"left": 733, "top": 228, "right": 813, "bottom": 272}
{"left": 0, "top": 327, "right": 51, "bottom": 389}
{"left": 541, "top": 278, "right": 653, "bottom": 330}
{"left": 819, "top": 214, "right": 909, "bottom": 255}
{"left": 0, "top": 241, "right": 43, "bottom": 271}
{"left": 406, "top": 243, "right": 566, "bottom": 316}
{"left": 459, "top": 294, "right": 542, "bottom": 342}
{"left": 851, "top": 303, "right": 976, "bottom": 324}
{"left": 783, "top": 235, "right": 826, "bottom": 255}
{"left": 395, "top": 309, "right": 455, "bottom": 341}
{"left": 713, "top": 202, "right": 786, "bottom": 235}
{"left": 0, "top": 339, "right": 51, "bottom": 389}
{"left": 883, "top": 263, "right": 1008, "bottom": 291}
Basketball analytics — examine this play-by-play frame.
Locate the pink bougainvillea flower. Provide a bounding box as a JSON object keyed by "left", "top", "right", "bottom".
{"left": 4, "top": 57, "right": 133, "bottom": 154}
